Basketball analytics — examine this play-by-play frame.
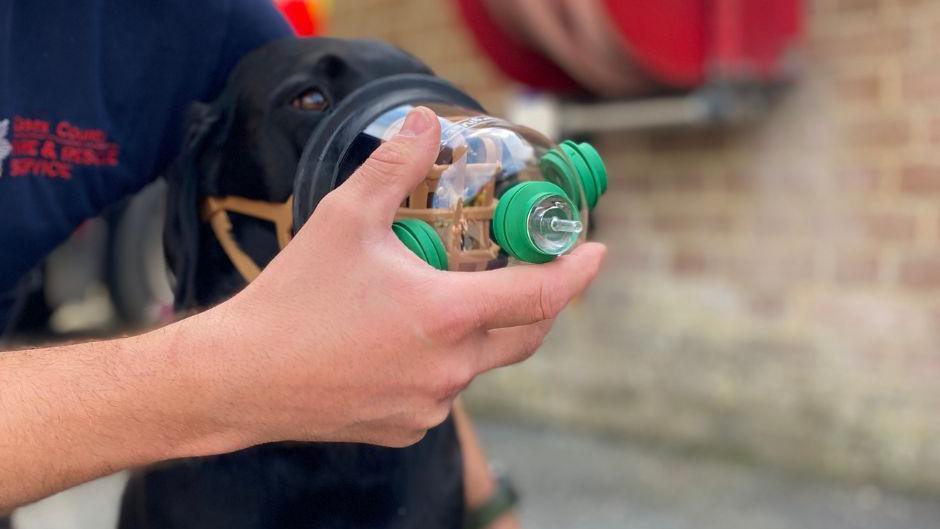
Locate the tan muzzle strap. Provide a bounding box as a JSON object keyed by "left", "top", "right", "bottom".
{"left": 201, "top": 196, "right": 294, "bottom": 283}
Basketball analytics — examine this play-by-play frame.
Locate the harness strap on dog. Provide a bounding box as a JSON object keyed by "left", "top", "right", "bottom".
{"left": 201, "top": 196, "right": 294, "bottom": 283}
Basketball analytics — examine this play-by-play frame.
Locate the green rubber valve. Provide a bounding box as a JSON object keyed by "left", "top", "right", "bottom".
{"left": 392, "top": 218, "right": 448, "bottom": 271}
{"left": 539, "top": 140, "right": 608, "bottom": 211}
{"left": 493, "top": 181, "right": 583, "bottom": 264}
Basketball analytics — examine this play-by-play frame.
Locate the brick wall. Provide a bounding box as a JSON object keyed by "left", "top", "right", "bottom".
{"left": 330, "top": 0, "right": 940, "bottom": 492}
{"left": 328, "top": 0, "right": 511, "bottom": 111}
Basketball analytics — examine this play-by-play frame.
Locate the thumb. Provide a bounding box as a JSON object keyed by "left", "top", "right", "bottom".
{"left": 333, "top": 106, "right": 441, "bottom": 230}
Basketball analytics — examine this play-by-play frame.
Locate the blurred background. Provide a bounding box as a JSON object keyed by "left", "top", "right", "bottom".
{"left": 12, "top": 0, "right": 940, "bottom": 527}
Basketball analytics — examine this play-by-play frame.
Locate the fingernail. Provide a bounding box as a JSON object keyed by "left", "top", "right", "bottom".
{"left": 399, "top": 107, "right": 433, "bottom": 136}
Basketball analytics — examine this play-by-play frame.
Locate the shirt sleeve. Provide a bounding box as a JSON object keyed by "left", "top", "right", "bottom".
{"left": 206, "top": 0, "right": 295, "bottom": 99}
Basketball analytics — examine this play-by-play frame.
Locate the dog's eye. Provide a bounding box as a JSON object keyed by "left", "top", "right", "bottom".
{"left": 291, "top": 89, "right": 329, "bottom": 111}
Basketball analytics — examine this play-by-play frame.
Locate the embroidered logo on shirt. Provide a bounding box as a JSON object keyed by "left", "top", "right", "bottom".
{"left": 4, "top": 116, "right": 121, "bottom": 180}
{"left": 0, "top": 119, "right": 11, "bottom": 178}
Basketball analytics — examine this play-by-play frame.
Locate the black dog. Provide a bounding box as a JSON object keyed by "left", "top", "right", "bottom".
{"left": 119, "top": 38, "right": 464, "bottom": 529}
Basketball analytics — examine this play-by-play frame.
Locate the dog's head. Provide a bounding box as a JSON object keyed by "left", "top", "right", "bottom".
{"left": 165, "top": 37, "right": 432, "bottom": 308}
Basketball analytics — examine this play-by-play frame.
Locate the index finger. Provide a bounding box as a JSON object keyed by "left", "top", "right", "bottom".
{"left": 452, "top": 242, "right": 606, "bottom": 330}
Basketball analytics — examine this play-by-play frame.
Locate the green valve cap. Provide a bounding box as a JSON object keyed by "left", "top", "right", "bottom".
{"left": 539, "top": 141, "right": 608, "bottom": 211}
{"left": 392, "top": 218, "right": 448, "bottom": 271}
{"left": 493, "top": 181, "right": 583, "bottom": 264}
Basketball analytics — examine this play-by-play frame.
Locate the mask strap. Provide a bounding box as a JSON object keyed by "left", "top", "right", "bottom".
{"left": 201, "top": 196, "right": 294, "bottom": 283}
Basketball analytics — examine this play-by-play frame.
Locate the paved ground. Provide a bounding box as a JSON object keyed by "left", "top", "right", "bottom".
{"left": 479, "top": 420, "right": 940, "bottom": 529}
{"left": 13, "top": 420, "right": 940, "bottom": 529}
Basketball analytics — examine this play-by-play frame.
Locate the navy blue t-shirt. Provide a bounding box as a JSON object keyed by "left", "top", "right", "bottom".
{"left": 0, "top": 0, "right": 292, "bottom": 328}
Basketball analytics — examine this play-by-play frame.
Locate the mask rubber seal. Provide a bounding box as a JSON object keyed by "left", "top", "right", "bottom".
{"left": 292, "top": 73, "right": 484, "bottom": 232}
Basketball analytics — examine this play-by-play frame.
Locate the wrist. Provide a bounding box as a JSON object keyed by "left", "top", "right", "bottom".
{"left": 132, "top": 308, "right": 255, "bottom": 460}
{"left": 465, "top": 474, "right": 519, "bottom": 529}
{"left": 466, "top": 469, "right": 499, "bottom": 509}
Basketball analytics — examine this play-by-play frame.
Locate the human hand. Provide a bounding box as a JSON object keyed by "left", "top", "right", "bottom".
{"left": 192, "top": 106, "right": 606, "bottom": 448}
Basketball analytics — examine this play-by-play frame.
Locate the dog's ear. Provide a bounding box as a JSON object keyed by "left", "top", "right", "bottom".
{"left": 163, "top": 98, "right": 235, "bottom": 310}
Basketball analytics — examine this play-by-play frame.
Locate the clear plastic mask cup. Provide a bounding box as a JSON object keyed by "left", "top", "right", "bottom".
{"left": 346, "top": 104, "right": 605, "bottom": 271}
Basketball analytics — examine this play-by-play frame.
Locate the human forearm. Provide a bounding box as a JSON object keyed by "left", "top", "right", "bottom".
{"left": 0, "top": 107, "right": 604, "bottom": 515}
{"left": 0, "top": 311, "right": 242, "bottom": 511}
{"left": 454, "top": 401, "right": 497, "bottom": 506}
{"left": 454, "top": 401, "right": 520, "bottom": 529}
